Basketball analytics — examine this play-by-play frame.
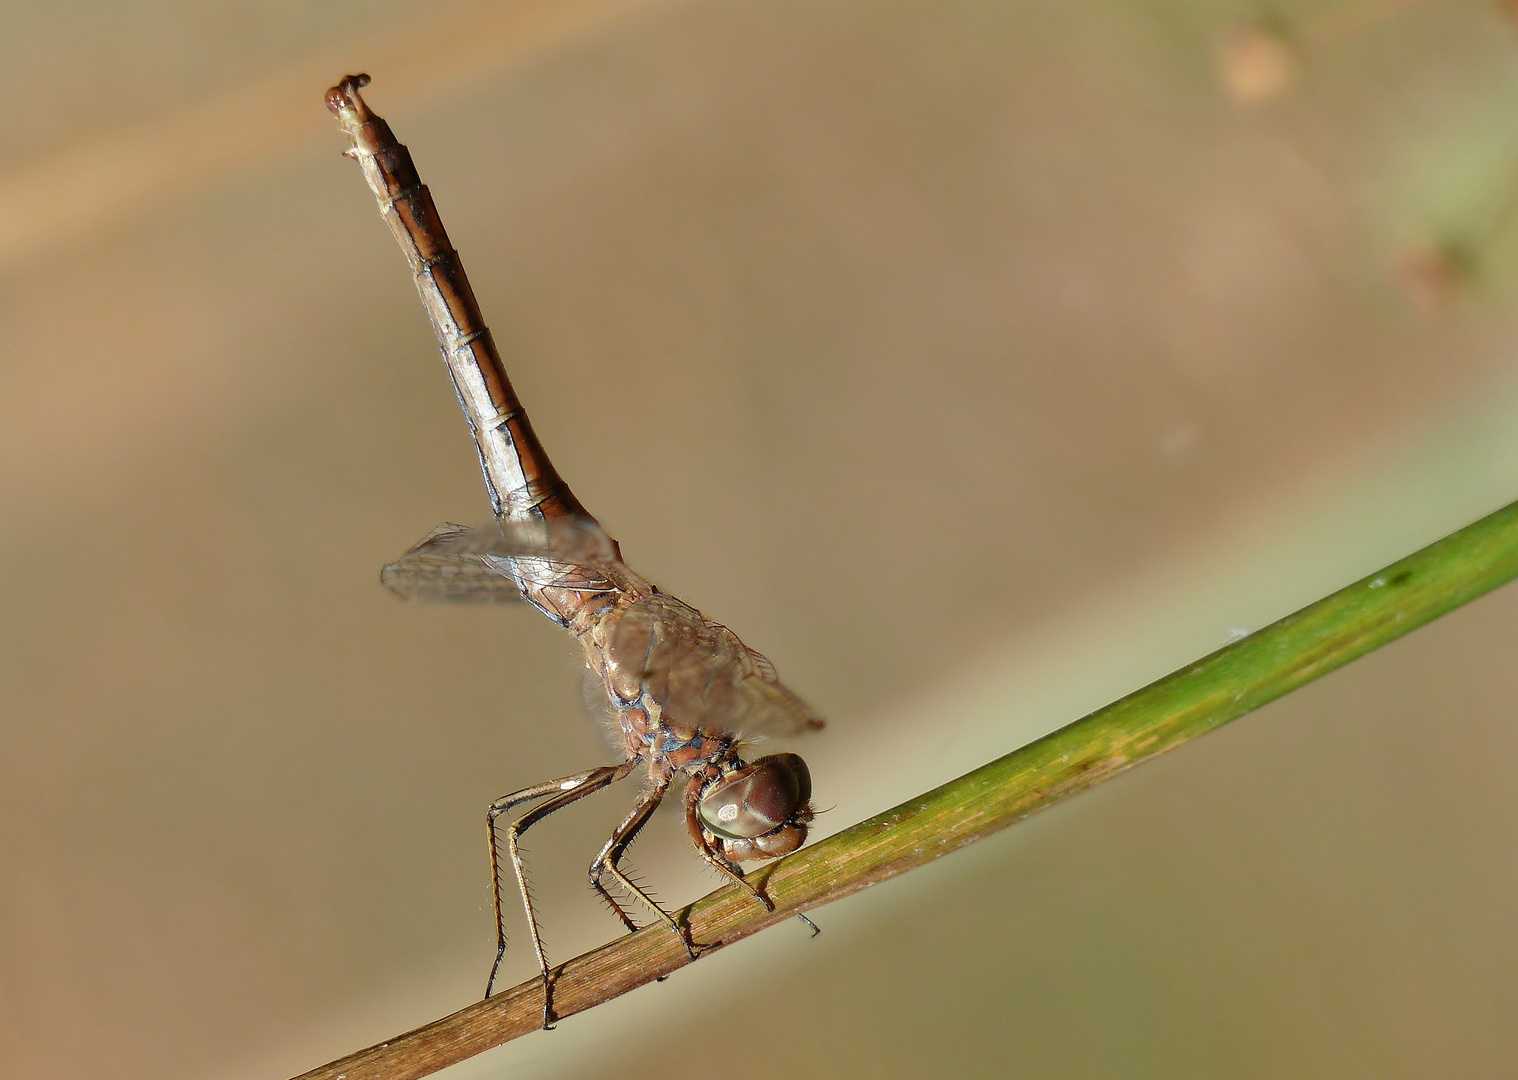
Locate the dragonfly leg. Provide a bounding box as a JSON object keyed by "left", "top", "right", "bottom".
{"left": 486, "top": 759, "right": 638, "bottom": 1028}
{"left": 587, "top": 774, "right": 696, "bottom": 964}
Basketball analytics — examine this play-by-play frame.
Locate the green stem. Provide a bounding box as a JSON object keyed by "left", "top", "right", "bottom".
{"left": 293, "top": 498, "right": 1518, "bottom": 1080}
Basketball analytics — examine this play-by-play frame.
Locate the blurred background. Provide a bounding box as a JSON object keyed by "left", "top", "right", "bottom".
{"left": 4, "top": 1, "right": 1518, "bottom": 1077}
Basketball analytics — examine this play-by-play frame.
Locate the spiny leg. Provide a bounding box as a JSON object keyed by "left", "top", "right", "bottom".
{"left": 588, "top": 774, "right": 695, "bottom": 962}
{"left": 486, "top": 759, "right": 638, "bottom": 1027}
{"left": 486, "top": 765, "right": 617, "bottom": 998}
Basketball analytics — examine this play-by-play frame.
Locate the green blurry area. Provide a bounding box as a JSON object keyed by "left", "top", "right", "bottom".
{"left": 2, "top": 2, "right": 1517, "bottom": 1079}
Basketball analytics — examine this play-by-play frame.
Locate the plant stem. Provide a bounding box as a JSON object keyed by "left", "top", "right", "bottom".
{"left": 292, "top": 497, "right": 1518, "bottom": 1080}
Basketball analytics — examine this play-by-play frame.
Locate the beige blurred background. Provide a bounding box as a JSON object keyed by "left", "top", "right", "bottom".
{"left": 4, "top": 1, "right": 1518, "bottom": 1077}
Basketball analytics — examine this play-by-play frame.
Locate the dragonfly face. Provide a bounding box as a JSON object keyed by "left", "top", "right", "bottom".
{"left": 697, "top": 752, "right": 814, "bottom": 862}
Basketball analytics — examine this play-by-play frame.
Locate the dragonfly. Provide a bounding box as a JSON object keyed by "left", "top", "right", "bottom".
{"left": 326, "top": 74, "right": 824, "bottom": 1028}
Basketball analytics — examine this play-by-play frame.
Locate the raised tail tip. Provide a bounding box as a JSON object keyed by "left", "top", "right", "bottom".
{"left": 324, "top": 73, "right": 372, "bottom": 118}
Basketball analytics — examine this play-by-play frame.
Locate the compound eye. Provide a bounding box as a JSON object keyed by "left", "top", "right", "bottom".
{"left": 698, "top": 753, "right": 812, "bottom": 840}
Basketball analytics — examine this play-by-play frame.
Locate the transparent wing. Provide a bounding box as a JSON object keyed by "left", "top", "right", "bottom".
{"left": 602, "top": 593, "right": 825, "bottom": 740}
{"left": 379, "top": 518, "right": 619, "bottom": 602}
{"left": 579, "top": 661, "right": 627, "bottom": 753}
{"left": 716, "top": 649, "right": 827, "bottom": 740}
{"left": 380, "top": 523, "right": 522, "bottom": 602}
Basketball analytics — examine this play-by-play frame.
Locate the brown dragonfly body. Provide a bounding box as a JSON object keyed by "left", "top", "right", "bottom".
{"left": 326, "top": 75, "right": 822, "bottom": 1026}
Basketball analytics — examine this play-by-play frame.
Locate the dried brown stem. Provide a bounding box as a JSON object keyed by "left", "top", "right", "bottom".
{"left": 292, "top": 498, "right": 1518, "bottom": 1080}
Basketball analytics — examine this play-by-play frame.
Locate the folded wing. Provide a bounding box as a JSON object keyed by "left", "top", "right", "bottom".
{"left": 380, "top": 518, "right": 619, "bottom": 602}
{"left": 605, "top": 593, "right": 825, "bottom": 740}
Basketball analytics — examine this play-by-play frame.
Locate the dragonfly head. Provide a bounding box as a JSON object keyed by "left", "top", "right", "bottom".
{"left": 696, "top": 752, "right": 814, "bottom": 862}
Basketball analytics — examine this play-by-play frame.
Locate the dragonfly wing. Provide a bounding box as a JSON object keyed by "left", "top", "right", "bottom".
{"left": 380, "top": 523, "right": 523, "bottom": 602}
{"left": 607, "top": 594, "right": 825, "bottom": 739}
{"left": 579, "top": 661, "right": 627, "bottom": 752}
{"left": 380, "top": 517, "right": 622, "bottom": 602}
{"left": 716, "top": 647, "right": 827, "bottom": 739}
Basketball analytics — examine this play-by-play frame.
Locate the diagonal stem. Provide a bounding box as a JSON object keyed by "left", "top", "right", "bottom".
{"left": 292, "top": 496, "right": 1518, "bottom": 1080}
